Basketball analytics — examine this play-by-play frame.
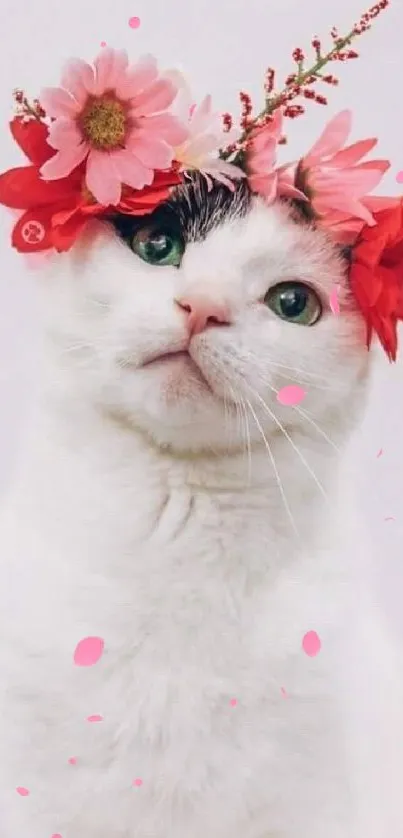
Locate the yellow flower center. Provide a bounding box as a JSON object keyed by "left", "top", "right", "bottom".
{"left": 81, "top": 96, "right": 127, "bottom": 150}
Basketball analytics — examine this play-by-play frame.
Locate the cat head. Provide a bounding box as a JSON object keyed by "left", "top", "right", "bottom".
{"left": 39, "top": 175, "right": 369, "bottom": 454}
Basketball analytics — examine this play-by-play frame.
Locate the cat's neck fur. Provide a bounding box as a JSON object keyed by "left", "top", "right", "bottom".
{"left": 7, "top": 371, "right": 346, "bottom": 587}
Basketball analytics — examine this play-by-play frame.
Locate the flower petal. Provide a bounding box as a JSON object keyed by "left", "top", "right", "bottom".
{"left": 111, "top": 149, "right": 153, "bottom": 191}
{"left": 131, "top": 79, "right": 176, "bottom": 116}
{"left": 314, "top": 194, "right": 375, "bottom": 225}
{"left": 12, "top": 206, "right": 55, "bottom": 253}
{"left": 93, "top": 47, "right": 128, "bottom": 95}
{"left": 328, "top": 138, "right": 378, "bottom": 169}
{"left": 0, "top": 166, "right": 78, "bottom": 209}
{"left": 40, "top": 87, "right": 81, "bottom": 118}
{"left": 47, "top": 119, "right": 83, "bottom": 151}
{"left": 127, "top": 134, "right": 173, "bottom": 169}
{"left": 115, "top": 55, "right": 158, "bottom": 100}
{"left": 136, "top": 113, "right": 189, "bottom": 145}
{"left": 61, "top": 58, "right": 96, "bottom": 103}
{"left": 51, "top": 212, "right": 89, "bottom": 252}
{"left": 314, "top": 161, "right": 390, "bottom": 197}
{"left": 304, "top": 110, "right": 352, "bottom": 165}
{"left": 40, "top": 143, "right": 88, "bottom": 180}
{"left": 190, "top": 95, "right": 214, "bottom": 135}
{"left": 164, "top": 69, "right": 193, "bottom": 121}
{"left": 10, "top": 118, "right": 54, "bottom": 166}
{"left": 86, "top": 150, "right": 122, "bottom": 205}
{"left": 249, "top": 172, "right": 278, "bottom": 202}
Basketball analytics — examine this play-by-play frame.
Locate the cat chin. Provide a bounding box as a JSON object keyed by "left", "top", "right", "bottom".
{"left": 103, "top": 367, "right": 240, "bottom": 454}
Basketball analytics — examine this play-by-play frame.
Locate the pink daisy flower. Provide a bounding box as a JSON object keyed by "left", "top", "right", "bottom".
{"left": 246, "top": 109, "right": 304, "bottom": 203}
{"left": 166, "top": 70, "right": 244, "bottom": 189}
{"left": 39, "top": 48, "right": 189, "bottom": 206}
{"left": 295, "top": 110, "right": 390, "bottom": 241}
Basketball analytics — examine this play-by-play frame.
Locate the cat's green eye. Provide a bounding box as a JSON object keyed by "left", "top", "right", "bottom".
{"left": 264, "top": 281, "right": 322, "bottom": 326}
{"left": 130, "top": 227, "right": 185, "bottom": 267}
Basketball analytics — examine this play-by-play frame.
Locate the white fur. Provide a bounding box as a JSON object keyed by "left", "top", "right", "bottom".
{"left": 0, "top": 200, "right": 402, "bottom": 838}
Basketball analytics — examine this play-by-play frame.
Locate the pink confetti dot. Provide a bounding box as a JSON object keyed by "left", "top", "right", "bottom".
{"left": 16, "top": 787, "right": 30, "bottom": 797}
{"left": 396, "top": 171, "right": 403, "bottom": 184}
{"left": 87, "top": 714, "right": 104, "bottom": 723}
{"left": 128, "top": 16, "right": 141, "bottom": 28}
{"left": 229, "top": 698, "right": 237, "bottom": 707}
{"left": 133, "top": 778, "right": 143, "bottom": 787}
{"left": 376, "top": 448, "right": 383, "bottom": 458}
{"left": 51, "top": 834, "right": 63, "bottom": 838}
{"left": 100, "top": 41, "right": 107, "bottom": 47}
{"left": 329, "top": 287, "right": 340, "bottom": 316}
{"left": 68, "top": 757, "right": 77, "bottom": 765}
{"left": 277, "top": 385, "right": 306, "bottom": 407}
{"left": 302, "top": 630, "right": 322, "bottom": 657}
{"left": 74, "top": 636, "right": 104, "bottom": 667}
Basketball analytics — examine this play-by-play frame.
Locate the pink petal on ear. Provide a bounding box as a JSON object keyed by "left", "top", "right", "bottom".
{"left": 85, "top": 150, "right": 121, "bottom": 205}
{"left": 40, "top": 87, "right": 81, "bottom": 118}
{"left": 304, "top": 110, "right": 352, "bottom": 165}
{"left": 131, "top": 79, "right": 176, "bottom": 116}
{"left": 328, "top": 138, "right": 378, "bottom": 169}
{"left": 40, "top": 143, "right": 88, "bottom": 180}
{"left": 61, "top": 58, "right": 96, "bottom": 103}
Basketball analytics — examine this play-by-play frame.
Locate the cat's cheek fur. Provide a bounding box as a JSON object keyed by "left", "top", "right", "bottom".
{"left": 0, "top": 191, "right": 402, "bottom": 838}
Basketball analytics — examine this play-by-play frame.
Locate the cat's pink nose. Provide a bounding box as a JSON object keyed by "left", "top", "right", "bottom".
{"left": 175, "top": 292, "right": 231, "bottom": 336}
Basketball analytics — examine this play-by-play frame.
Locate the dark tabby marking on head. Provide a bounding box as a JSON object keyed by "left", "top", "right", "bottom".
{"left": 111, "top": 171, "right": 252, "bottom": 247}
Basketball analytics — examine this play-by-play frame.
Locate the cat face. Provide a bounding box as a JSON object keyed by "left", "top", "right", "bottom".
{"left": 42, "top": 176, "right": 369, "bottom": 453}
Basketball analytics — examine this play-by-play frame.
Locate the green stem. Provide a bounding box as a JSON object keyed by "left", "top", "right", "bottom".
{"left": 220, "top": 29, "right": 356, "bottom": 162}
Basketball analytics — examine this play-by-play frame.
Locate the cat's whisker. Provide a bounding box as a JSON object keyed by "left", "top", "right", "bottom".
{"left": 257, "top": 375, "right": 342, "bottom": 451}
{"left": 293, "top": 407, "right": 341, "bottom": 454}
{"left": 245, "top": 383, "right": 329, "bottom": 503}
{"left": 245, "top": 397, "right": 299, "bottom": 536}
{"left": 265, "top": 359, "right": 337, "bottom": 383}
{"left": 238, "top": 394, "right": 253, "bottom": 485}
{"left": 226, "top": 383, "right": 252, "bottom": 480}
{"left": 264, "top": 368, "right": 342, "bottom": 393}
{"left": 59, "top": 342, "right": 96, "bottom": 356}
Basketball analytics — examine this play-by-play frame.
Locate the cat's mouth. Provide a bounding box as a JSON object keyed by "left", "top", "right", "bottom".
{"left": 142, "top": 349, "right": 214, "bottom": 392}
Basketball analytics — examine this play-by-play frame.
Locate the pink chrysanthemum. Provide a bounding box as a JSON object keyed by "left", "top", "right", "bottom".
{"left": 294, "top": 110, "right": 390, "bottom": 242}
{"left": 246, "top": 109, "right": 304, "bottom": 203}
{"left": 39, "top": 48, "right": 189, "bottom": 205}
{"left": 166, "top": 70, "right": 244, "bottom": 189}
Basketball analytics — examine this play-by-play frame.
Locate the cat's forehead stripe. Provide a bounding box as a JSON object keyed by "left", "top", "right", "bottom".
{"left": 167, "top": 174, "right": 252, "bottom": 242}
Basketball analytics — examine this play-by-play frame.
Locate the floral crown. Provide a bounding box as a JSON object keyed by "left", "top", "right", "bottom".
{"left": 1, "top": 0, "right": 402, "bottom": 360}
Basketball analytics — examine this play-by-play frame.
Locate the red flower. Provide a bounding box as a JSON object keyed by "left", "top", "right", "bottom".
{"left": 0, "top": 118, "right": 182, "bottom": 254}
{"left": 350, "top": 200, "right": 403, "bottom": 361}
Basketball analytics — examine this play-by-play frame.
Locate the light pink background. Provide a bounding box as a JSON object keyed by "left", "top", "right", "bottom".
{"left": 0, "top": 0, "right": 402, "bottom": 627}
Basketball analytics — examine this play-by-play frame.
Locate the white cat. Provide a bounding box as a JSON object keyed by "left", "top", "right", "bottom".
{"left": 0, "top": 176, "right": 402, "bottom": 838}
